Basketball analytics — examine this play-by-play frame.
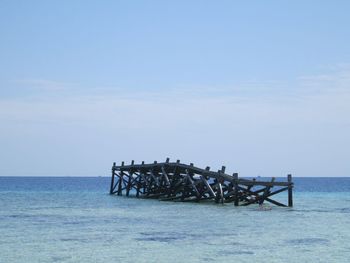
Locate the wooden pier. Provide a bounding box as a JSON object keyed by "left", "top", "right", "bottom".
{"left": 109, "top": 158, "right": 293, "bottom": 207}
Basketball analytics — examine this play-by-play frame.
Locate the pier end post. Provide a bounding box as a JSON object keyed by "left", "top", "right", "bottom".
{"left": 288, "top": 174, "right": 293, "bottom": 207}
{"left": 110, "top": 162, "right": 116, "bottom": 194}
{"left": 117, "top": 161, "right": 124, "bottom": 196}
{"left": 221, "top": 166, "right": 226, "bottom": 173}
{"left": 233, "top": 173, "right": 239, "bottom": 206}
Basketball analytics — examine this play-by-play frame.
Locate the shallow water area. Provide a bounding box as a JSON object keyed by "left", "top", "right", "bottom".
{"left": 1, "top": 177, "right": 350, "bottom": 263}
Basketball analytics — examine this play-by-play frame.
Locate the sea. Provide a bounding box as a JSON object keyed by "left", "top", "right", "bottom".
{"left": 1, "top": 177, "right": 350, "bottom": 263}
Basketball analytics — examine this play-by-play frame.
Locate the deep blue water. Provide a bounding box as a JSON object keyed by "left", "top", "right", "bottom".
{"left": 1, "top": 177, "right": 350, "bottom": 263}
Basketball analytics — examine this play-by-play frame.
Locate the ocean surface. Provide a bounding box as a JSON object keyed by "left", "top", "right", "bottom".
{"left": 1, "top": 177, "right": 350, "bottom": 263}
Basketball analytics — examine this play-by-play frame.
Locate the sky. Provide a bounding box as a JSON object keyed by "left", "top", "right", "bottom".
{"left": 0, "top": 0, "right": 350, "bottom": 177}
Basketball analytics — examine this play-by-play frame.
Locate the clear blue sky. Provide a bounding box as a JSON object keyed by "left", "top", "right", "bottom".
{"left": 1, "top": 0, "right": 349, "bottom": 176}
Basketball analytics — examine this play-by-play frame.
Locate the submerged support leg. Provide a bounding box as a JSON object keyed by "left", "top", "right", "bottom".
{"left": 233, "top": 173, "right": 239, "bottom": 206}
{"left": 117, "top": 162, "right": 124, "bottom": 196}
{"left": 288, "top": 174, "right": 293, "bottom": 207}
{"left": 110, "top": 162, "right": 116, "bottom": 194}
{"left": 117, "top": 173, "right": 123, "bottom": 196}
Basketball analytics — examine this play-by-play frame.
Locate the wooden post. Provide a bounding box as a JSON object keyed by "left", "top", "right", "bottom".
{"left": 126, "top": 160, "right": 135, "bottom": 196}
{"left": 110, "top": 162, "right": 116, "bottom": 194}
{"left": 221, "top": 166, "right": 226, "bottom": 173}
{"left": 126, "top": 173, "right": 131, "bottom": 196}
{"left": 233, "top": 173, "right": 239, "bottom": 206}
{"left": 288, "top": 174, "right": 293, "bottom": 207}
{"left": 117, "top": 161, "right": 124, "bottom": 196}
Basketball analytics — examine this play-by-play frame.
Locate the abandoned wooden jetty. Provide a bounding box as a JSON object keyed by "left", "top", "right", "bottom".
{"left": 109, "top": 158, "right": 293, "bottom": 207}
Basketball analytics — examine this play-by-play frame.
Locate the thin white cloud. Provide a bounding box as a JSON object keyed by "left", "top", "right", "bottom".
{"left": 1, "top": 65, "right": 350, "bottom": 176}
{"left": 298, "top": 64, "right": 350, "bottom": 95}
{"left": 13, "top": 79, "right": 78, "bottom": 92}
{"left": 2, "top": 65, "right": 350, "bottom": 124}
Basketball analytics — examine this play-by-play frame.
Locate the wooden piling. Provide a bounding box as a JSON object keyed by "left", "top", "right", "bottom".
{"left": 221, "top": 166, "right": 226, "bottom": 173}
{"left": 288, "top": 174, "right": 293, "bottom": 207}
{"left": 233, "top": 173, "right": 239, "bottom": 206}
{"left": 110, "top": 162, "right": 116, "bottom": 194}
{"left": 117, "top": 161, "right": 124, "bottom": 196}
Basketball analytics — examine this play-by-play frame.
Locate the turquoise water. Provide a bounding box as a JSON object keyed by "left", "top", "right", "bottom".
{"left": 1, "top": 177, "right": 350, "bottom": 263}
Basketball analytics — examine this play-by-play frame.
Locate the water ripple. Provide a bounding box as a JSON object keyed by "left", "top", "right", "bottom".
{"left": 220, "top": 250, "right": 254, "bottom": 255}
{"left": 286, "top": 238, "right": 330, "bottom": 245}
{"left": 136, "top": 231, "right": 187, "bottom": 243}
